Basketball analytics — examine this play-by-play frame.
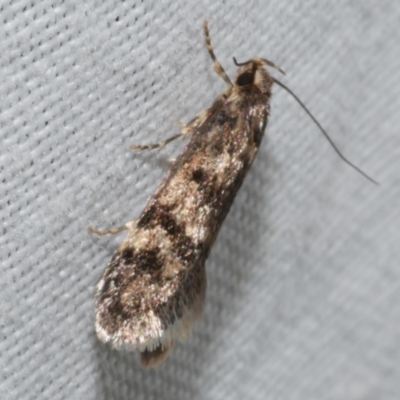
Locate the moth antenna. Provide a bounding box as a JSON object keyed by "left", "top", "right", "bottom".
{"left": 273, "top": 78, "right": 378, "bottom": 185}
{"left": 233, "top": 56, "right": 286, "bottom": 75}
{"left": 204, "top": 21, "right": 232, "bottom": 86}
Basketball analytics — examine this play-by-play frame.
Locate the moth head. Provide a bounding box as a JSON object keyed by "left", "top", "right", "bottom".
{"left": 233, "top": 57, "right": 285, "bottom": 94}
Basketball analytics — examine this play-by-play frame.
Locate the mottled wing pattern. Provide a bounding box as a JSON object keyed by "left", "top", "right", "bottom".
{"left": 95, "top": 86, "right": 270, "bottom": 367}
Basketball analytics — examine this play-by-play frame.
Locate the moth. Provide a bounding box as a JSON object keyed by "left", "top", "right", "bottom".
{"left": 90, "top": 21, "right": 375, "bottom": 368}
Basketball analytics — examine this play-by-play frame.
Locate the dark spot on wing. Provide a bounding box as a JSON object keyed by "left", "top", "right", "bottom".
{"left": 158, "top": 209, "right": 182, "bottom": 236}
{"left": 216, "top": 109, "right": 237, "bottom": 129}
{"left": 120, "top": 248, "right": 134, "bottom": 262}
{"left": 134, "top": 249, "right": 164, "bottom": 273}
{"left": 192, "top": 168, "right": 206, "bottom": 183}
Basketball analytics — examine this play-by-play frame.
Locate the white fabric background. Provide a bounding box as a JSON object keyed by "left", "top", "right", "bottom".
{"left": 1, "top": 1, "right": 399, "bottom": 399}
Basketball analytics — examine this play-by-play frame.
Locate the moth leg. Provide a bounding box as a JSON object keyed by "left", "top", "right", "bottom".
{"left": 130, "top": 113, "right": 207, "bottom": 151}
{"left": 203, "top": 21, "right": 232, "bottom": 87}
{"left": 173, "top": 119, "right": 186, "bottom": 128}
{"left": 88, "top": 221, "right": 136, "bottom": 236}
{"left": 130, "top": 132, "right": 184, "bottom": 151}
{"left": 140, "top": 343, "right": 174, "bottom": 368}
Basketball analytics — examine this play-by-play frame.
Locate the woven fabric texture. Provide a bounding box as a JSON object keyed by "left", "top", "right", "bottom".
{"left": 1, "top": 1, "right": 399, "bottom": 399}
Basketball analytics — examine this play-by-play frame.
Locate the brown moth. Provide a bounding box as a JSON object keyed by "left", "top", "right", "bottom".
{"left": 90, "top": 21, "right": 376, "bottom": 368}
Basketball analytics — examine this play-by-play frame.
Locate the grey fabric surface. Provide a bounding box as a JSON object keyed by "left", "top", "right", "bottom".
{"left": 1, "top": 1, "right": 399, "bottom": 399}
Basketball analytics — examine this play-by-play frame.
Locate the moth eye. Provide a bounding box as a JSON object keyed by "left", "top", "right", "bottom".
{"left": 236, "top": 72, "right": 254, "bottom": 86}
